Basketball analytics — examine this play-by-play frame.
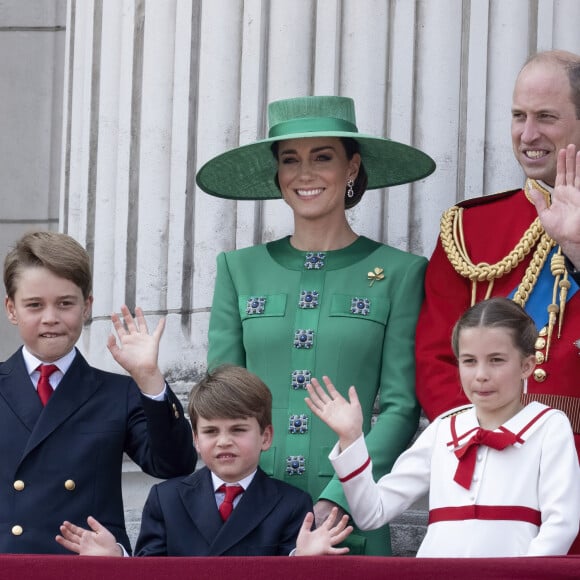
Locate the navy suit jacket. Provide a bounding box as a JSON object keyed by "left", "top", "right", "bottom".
{"left": 0, "top": 348, "right": 195, "bottom": 554}
{"left": 135, "top": 466, "right": 313, "bottom": 556}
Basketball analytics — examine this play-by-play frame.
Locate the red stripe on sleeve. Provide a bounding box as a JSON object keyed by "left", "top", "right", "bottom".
{"left": 339, "top": 455, "right": 371, "bottom": 483}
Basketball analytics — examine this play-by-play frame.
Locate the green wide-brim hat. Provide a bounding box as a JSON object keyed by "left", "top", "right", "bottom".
{"left": 196, "top": 96, "right": 436, "bottom": 200}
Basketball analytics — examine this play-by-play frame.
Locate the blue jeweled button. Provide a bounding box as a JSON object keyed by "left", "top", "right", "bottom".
{"left": 288, "top": 414, "right": 309, "bottom": 434}
{"left": 291, "top": 370, "right": 311, "bottom": 390}
{"left": 246, "top": 296, "right": 266, "bottom": 315}
{"left": 350, "top": 297, "right": 370, "bottom": 316}
{"left": 294, "top": 329, "right": 314, "bottom": 349}
{"left": 299, "top": 290, "right": 319, "bottom": 309}
{"left": 286, "top": 455, "right": 306, "bottom": 475}
{"left": 304, "top": 252, "right": 326, "bottom": 270}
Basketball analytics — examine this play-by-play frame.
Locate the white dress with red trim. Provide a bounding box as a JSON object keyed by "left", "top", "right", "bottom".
{"left": 330, "top": 402, "right": 580, "bottom": 557}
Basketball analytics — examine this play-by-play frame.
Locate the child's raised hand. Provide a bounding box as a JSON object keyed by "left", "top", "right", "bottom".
{"left": 107, "top": 305, "right": 166, "bottom": 395}
{"left": 55, "top": 516, "right": 123, "bottom": 556}
{"left": 305, "top": 376, "right": 363, "bottom": 450}
{"left": 294, "top": 507, "right": 353, "bottom": 556}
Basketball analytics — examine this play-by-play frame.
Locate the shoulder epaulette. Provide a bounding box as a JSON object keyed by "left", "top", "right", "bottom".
{"left": 456, "top": 187, "right": 522, "bottom": 210}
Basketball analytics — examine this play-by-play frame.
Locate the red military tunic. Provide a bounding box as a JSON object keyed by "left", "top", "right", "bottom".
{"left": 416, "top": 186, "right": 580, "bottom": 458}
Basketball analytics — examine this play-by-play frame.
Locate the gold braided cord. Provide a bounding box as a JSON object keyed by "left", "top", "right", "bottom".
{"left": 439, "top": 178, "right": 577, "bottom": 360}
{"left": 511, "top": 232, "right": 556, "bottom": 307}
{"left": 440, "top": 205, "right": 545, "bottom": 305}
{"left": 543, "top": 249, "right": 562, "bottom": 361}
{"left": 517, "top": 179, "right": 568, "bottom": 358}
{"left": 558, "top": 274, "right": 571, "bottom": 338}
{"left": 548, "top": 248, "right": 571, "bottom": 342}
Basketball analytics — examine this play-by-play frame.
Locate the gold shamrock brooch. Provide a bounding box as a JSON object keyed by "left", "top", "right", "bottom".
{"left": 368, "top": 267, "right": 384, "bottom": 287}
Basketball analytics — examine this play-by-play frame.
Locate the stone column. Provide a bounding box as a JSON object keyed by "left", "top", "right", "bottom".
{"left": 62, "top": 0, "right": 211, "bottom": 381}
{"left": 0, "top": 0, "right": 66, "bottom": 359}
{"left": 61, "top": 0, "right": 207, "bottom": 545}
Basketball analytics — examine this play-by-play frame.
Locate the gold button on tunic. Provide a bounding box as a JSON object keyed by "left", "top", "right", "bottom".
{"left": 533, "top": 369, "right": 547, "bottom": 382}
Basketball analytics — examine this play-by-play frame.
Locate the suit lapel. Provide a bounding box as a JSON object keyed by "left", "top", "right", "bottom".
{"left": 21, "top": 351, "right": 101, "bottom": 459}
{"left": 178, "top": 468, "right": 223, "bottom": 548}
{"left": 209, "top": 468, "right": 283, "bottom": 555}
{"left": 0, "top": 348, "right": 44, "bottom": 431}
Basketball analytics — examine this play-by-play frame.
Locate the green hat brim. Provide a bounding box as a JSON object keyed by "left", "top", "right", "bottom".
{"left": 196, "top": 131, "right": 436, "bottom": 200}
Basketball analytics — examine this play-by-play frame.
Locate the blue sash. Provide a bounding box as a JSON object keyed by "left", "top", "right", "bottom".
{"left": 508, "top": 247, "right": 579, "bottom": 330}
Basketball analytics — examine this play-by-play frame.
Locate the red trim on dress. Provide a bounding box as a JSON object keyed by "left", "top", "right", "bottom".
{"left": 339, "top": 455, "right": 371, "bottom": 483}
{"left": 429, "top": 505, "right": 542, "bottom": 526}
{"left": 514, "top": 406, "right": 552, "bottom": 438}
{"left": 447, "top": 405, "right": 553, "bottom": 451}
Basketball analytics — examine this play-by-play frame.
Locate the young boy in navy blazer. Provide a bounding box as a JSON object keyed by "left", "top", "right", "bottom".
{"left": 1, "top": 231, "right": 195, "bottom": 554}
{"left": 57, "top": 365, "right": 352, "bottom": 556}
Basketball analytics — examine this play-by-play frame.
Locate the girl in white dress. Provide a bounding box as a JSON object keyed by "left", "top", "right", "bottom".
{"left": 306, "top": 297, "right": 580, "bottom": 557}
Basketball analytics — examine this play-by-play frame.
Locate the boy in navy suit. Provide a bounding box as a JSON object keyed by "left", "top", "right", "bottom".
{"left": 57, "top": 365, "right": 353, "bottom": 556}
{"left": 1, "top": 231, "right": 195, "bottom": 554}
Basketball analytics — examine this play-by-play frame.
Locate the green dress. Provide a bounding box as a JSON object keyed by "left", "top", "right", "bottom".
{"left": 208, "top": 235, "right": 425, "bottom": 555}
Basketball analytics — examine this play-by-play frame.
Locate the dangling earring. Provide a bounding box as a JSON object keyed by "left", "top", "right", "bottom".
{"left": 346, "top": 178, "right": 354, "bottom": 198}
{"left": 522, "top": 377, "right": 528, "bottom": 394}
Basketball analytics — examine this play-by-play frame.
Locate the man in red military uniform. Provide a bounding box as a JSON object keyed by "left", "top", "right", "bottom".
{"left": 416, "top": 50, "right": 580, "bottom": 459}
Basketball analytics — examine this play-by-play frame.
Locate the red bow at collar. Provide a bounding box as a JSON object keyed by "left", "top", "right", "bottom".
{"left": 453, "top": 427, "right": 519, "bottom": 490}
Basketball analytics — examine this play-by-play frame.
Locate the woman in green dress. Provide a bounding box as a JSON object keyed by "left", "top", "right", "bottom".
{"left": 196, "top": 96, "right": 435, "bottom": 555}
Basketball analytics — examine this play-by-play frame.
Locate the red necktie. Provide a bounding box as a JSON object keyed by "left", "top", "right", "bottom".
{"left": 218, "top": 484, "right": 244, "bottom": 521}
{"left": 37, "top": 364, "right": 58, "bottom": 406}
{"left": 453, "top": 427, "right": 518, "bottom": 489}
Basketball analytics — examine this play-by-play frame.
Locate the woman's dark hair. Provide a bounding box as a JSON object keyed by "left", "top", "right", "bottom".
{"left": 271, "top": 137, "right": 368, "bottom": 209}
{"left": 451, "top": 297, "right": 537, "bottom": 358}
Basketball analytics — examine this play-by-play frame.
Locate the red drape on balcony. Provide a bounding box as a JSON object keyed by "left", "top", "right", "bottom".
{"left": 1, "top": 554, "right": 578, "bottom": 579}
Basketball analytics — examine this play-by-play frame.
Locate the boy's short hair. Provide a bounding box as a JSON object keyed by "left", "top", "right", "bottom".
{"left": 189, "top": 365, "right": 272, "bottom": 433}
{"left": 3, "top": 231, "right": 92, "bottom": 300}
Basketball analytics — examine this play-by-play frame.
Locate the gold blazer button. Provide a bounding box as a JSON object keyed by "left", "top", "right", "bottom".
{"left": 533, "top": 368, "right": 547, "bottom": 382}
{"left": 13, "top": 480, "right": 25, "bottom": 491}
{"left": 64, "top": 479, "right": 76, "bottom": 491}
{"left": 11, "top": 525, "right": 23, "bottom": 536}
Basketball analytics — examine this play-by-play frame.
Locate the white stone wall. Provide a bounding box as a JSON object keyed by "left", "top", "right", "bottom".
{"left": 0, "top": 0, "right": 66, "bottom": 359}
